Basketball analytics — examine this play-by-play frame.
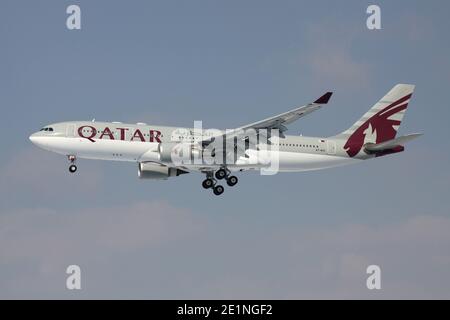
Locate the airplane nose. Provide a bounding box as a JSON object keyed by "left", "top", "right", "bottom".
{"left": 29, "top": 133, "right": 38, "bottom": 144}
{"left": 29, "top": 133, "right": 46, "bottom": 148}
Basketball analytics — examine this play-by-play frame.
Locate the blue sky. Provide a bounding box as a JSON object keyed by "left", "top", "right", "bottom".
{"left": 1, "top": 0, "right": 450, "bottom": 298}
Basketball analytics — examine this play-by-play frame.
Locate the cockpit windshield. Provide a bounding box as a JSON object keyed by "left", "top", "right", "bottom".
{"left": 40, "top": 127, "right": 54, "bottom": 132}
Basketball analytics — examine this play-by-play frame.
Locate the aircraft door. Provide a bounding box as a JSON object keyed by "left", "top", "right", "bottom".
{"left": 327, "top": 140, "right": 336, "bottom": 155}
{"left": 66, "top": 124, "right": 75, "bottom": 137}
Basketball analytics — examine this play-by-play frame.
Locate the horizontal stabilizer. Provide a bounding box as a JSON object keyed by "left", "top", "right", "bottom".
{"left": 364, "top": 133, "right": 423, "bottom": 153}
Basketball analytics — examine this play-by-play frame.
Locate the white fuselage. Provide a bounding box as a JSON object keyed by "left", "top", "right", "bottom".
{"left": 29, "top": 121, "right": 359, "bottom": 173}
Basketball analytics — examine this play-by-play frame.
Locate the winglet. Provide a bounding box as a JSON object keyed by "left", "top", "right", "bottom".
{"left": 314, "top": 92, "right": 333, "bottom": 104}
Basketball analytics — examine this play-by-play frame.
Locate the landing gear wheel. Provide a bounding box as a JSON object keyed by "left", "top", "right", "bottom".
{"left": 69, "top": 164, "right": 77, "bottom": 173}
{"left": 213, "top": 185, "right": 224, "bottom": 196}
{"left": 226, "top": 176, "right": 238, "bottom": 187}
{"left": 202, "top": 179, "right": 214, "bottom": 189}
{"left": 215, "top": 169, "right": 227, "bottom": 180}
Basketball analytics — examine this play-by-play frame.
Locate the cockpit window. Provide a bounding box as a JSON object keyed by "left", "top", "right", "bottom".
{"left": 40, "top": 127, "right": 54, "bottom": 132}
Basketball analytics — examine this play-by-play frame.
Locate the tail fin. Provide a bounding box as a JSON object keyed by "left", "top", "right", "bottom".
{"left": 336, "top": 84, "right": 415, "bottom": 157}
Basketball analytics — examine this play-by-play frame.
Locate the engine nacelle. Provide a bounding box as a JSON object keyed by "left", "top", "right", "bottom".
{"left": 158, "top": 142, "right": 202, "bottom": 164}
{"left": 138, "top": 162, "right": 188, "bottom": 180}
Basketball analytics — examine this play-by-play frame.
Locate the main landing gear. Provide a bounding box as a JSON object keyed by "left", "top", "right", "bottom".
{"left": 202, "top": 168, "right": 239, "bottom": 196}
{"left": 68, "top": 155, "right": 77, "bottom": 173}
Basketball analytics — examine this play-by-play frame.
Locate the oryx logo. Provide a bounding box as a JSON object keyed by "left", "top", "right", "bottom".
{"left": 344, "top": 94, "right": 412, "bottom": 157}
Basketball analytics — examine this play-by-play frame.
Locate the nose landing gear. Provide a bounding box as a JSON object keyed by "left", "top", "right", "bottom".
{"left": 68, "top": 155, "right": 77, "bottom": 173}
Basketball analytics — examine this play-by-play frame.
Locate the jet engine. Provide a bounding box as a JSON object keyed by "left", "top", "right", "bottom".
{"left": 138, "top": 162, "right": 188, "bottom": 180}
{"left": 158, "top": 142, "right": 202, "bottom": 164}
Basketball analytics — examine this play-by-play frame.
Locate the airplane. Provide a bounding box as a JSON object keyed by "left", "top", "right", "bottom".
{"left": 29, "top": 84, "right": 421, "bottom": 196}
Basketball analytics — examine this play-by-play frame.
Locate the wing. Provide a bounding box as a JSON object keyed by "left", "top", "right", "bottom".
{"left": 233, "top": 92, "right": 333, "bottom": 135}
{"left": 201, "top": 91, "right": 333, "bottom": 147}
{"left": 193, "top": 92, "right": 333, "bottom": 169}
